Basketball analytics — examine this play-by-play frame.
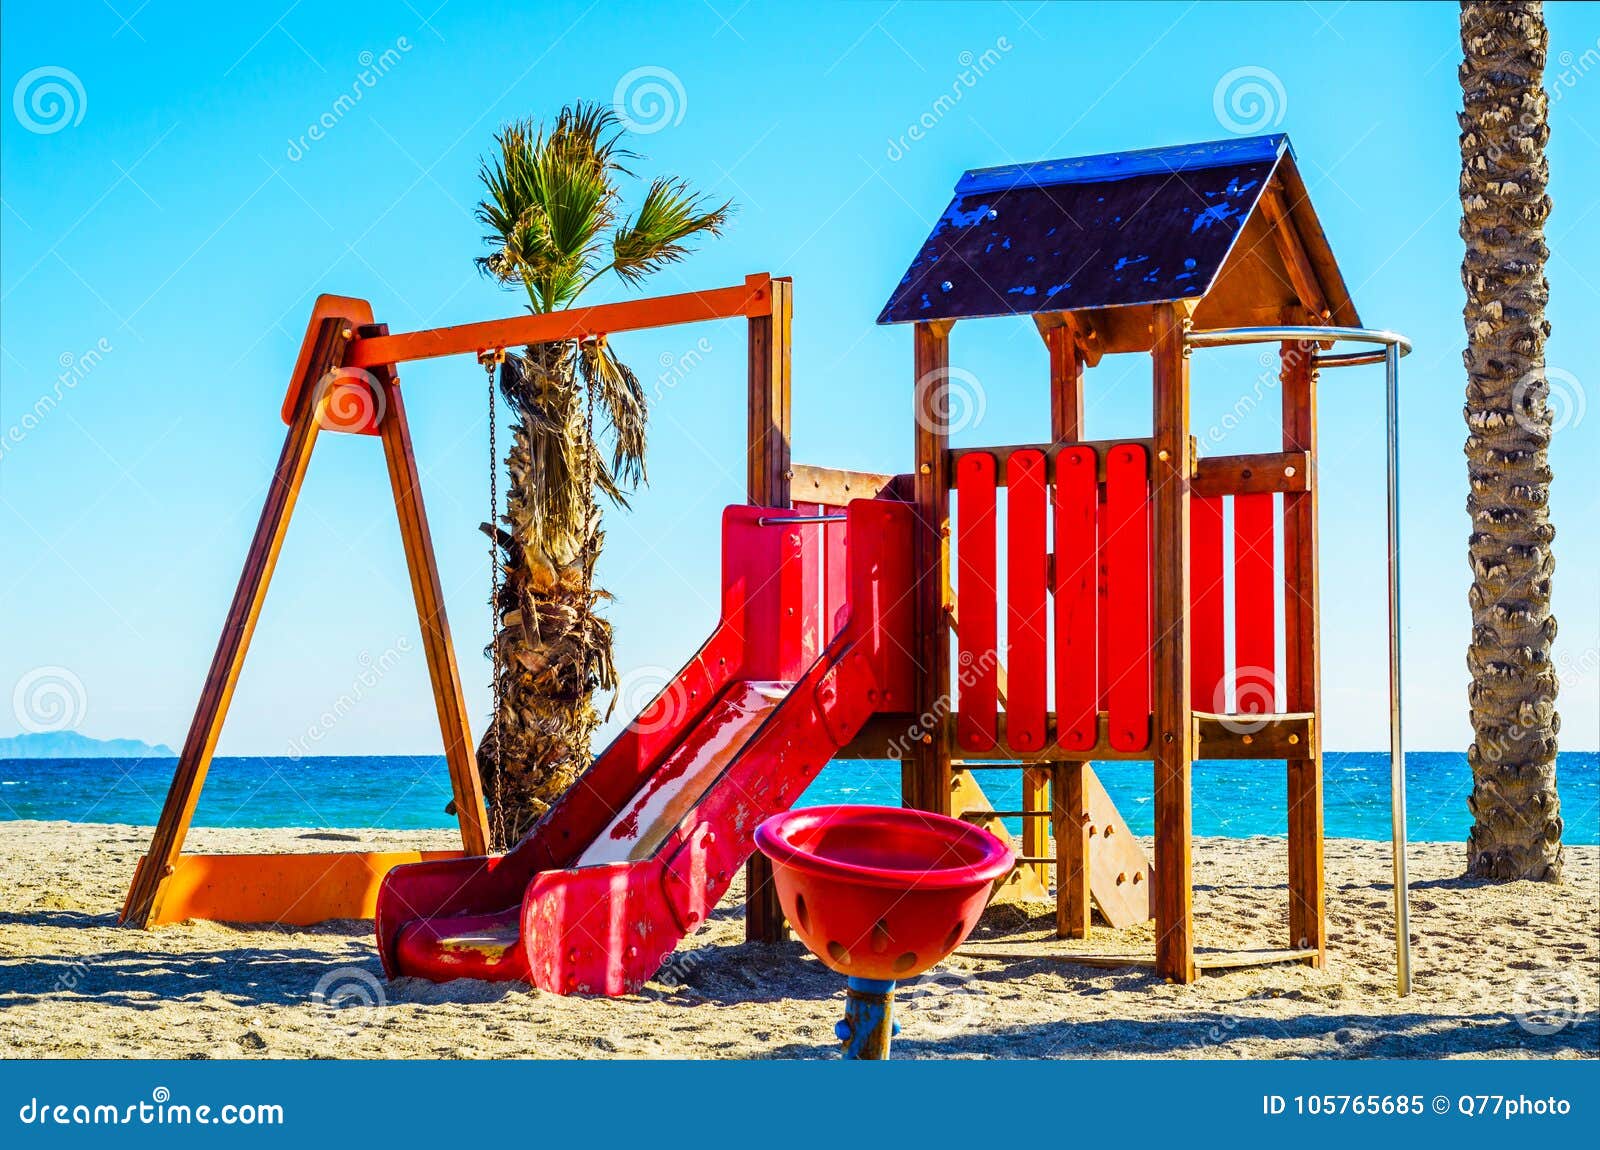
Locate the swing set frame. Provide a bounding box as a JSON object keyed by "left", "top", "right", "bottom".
{"left": 121, "top": 273, "right": 793, "bottom": 928}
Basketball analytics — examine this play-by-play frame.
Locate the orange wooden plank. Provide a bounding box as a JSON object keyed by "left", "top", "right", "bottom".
{"left": 1005, "top": 449, "right": 1049, "bottom": 752}
{"left": 956, "top": 452, "right": 999, "bottom": 751}
{"left": 137, "top": 851, "right": 466, "bottom": 927}
{"left": 342, "top": 275, "right": 775, "bottom": 370}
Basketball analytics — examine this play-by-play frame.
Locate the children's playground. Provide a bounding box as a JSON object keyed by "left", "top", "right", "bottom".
{"left": 6, "top": 135, "right": 1595, "bottom": 1060}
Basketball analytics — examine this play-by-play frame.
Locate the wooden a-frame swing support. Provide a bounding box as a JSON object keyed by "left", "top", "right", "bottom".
{"left": 122, "top": 273, "right": 792, "bottom": 929}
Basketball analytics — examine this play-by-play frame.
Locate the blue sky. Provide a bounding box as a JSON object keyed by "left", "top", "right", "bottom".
{"left": 1, "top": 0, "right": 1595, "bottom": 759}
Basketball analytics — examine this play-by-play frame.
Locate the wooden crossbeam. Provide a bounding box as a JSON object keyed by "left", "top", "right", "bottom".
{"left": 788, "top": 464, "right": 909, "bottom": 507}
{"left": 1258, "top": 186, "right": 1331, "bottom": 323}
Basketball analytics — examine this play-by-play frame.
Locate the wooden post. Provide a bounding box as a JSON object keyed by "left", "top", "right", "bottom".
{"left": 1038, "top": 319, "right": 1085, "bottom": 909}
{"left": 368, "top": 327, "right": 490, "bottom": 855}
{"left": 907, "top": 320, "right": 954, "bottom": 815}
{"left": 1053, "top": 762, "right": 1091, "bottom": 937}
{"left": 1151, "top": 301, "right": 1197, "bottom": 983}
{"left": 1281, "top": 338, "right": 1325, "bottom": 964}
{"left": 121, "top": 316, "right": 348, "bottom": 927}
{"left": 743, "top": 277, "right": 793, "bottom": 943}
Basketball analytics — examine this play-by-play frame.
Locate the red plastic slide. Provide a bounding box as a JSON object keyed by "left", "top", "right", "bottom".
{"left": 376, "top": 499, "right": 914, "bottom": 995}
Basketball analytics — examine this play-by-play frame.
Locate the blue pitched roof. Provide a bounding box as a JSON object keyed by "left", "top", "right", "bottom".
{"left": 878, "top": 135, "right": 1299, "bottom": 325}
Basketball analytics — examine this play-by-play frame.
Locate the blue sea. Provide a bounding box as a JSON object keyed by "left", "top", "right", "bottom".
{"left": 0, "top": 751, "right": 1594, "bottom": 843}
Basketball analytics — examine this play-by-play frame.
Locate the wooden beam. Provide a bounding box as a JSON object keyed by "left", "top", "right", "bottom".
{"left": 1150, "top": 300, "right": 1197, "bottom": 984}
{"left": 1280, "top": 340, "right": 1325, "bottom": 965}
{"left": 1258, "top": 186, "right": 1331, "bottom": 323}
{"left": 1033, "top": 310, "right": 1105, "bottom": 367}
{"left": 1053, "top": 763, "right": 1091, "bottom": 937}
{"left": 744, "top": 277, "right": 794, "bottom": 943}
{"left": 370, "top": 328, "right": 489, "bottom": 855}
{"left": 1193, "top": 712, "right": 1315, "bottom": 759}
{"left": 122, "top": 315, "right": 350, "bottom": 928}
{"left": 1191, "top": 450, "right": 1310, "bottom": 497}
{"left": 908, "top": 320, "right": 955, "bottom": 815}
{"left": 951, "top": 770, "right": 1049, "bottom": 901}
{"left": 788, "top": 464, "right": 909, "bottom": 507}
{"left": 344, "top": 274, "right": 776, "bottom": 369}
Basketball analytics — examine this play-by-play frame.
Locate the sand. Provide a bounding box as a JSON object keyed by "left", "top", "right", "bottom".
{"left": 0, "top": 820, "right": 1594, "bottom": 1059}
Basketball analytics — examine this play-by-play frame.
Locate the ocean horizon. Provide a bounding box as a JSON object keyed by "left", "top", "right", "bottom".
{"left": 1, "top": 750, "right": 1594, "bottom": 844}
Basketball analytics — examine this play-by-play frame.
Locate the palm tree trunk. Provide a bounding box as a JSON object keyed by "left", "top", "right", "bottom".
{"left": 1459, "top": 0, "right": 1563, "bottom": 881}
{"left": 478, "top": 343, "right": 613, "bottom": 848}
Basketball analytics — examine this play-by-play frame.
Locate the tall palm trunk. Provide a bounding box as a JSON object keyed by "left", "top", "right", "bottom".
{"left": 478, "top": 343, "right": 614, "bottom": 848}
{"left": 1459, "top": 0, "right": 1563, "bottom": 881}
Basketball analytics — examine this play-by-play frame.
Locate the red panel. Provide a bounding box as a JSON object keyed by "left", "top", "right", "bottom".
{"left": 1054, "top": 447, "right": 1099, "bottom": 749}
{"left": 1006, "top": 450, "right": 1048, "bottom": 752}
{"left": 1233, "top": 493, "right": 1277, "bottom": 716}
{"left": 1103, "top": 444, "right": 1151, "bottom": 752}
{"left": 955, "top": 453, "right": 998, "bottom": 751}
{"left": 1190, "top": 495, "right": 1227, "bottom": 713}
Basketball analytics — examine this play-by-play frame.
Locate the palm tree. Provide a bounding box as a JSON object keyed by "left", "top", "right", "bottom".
{"left": 474, "top": 103, "right": 728, "bottom": 846}
{"left": 1459, "top": 0, "right": 1563, "bottom": 881}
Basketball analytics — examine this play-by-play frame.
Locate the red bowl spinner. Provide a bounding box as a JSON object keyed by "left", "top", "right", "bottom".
{"left": 754, "top": 804, "right": 1015, "bottom": 981}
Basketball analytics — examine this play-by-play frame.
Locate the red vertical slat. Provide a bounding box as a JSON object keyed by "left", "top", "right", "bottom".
{"left": 1190, "top": 494, "right": 1227, "bottom": 713}
{"left": 1006, "top": 449, "right": 1048, "bottom": 752}
{"left": 1104, "top": 444, "right": 1152, "bottom": 752}
{"left": 955, "top": 453, "right": 998, "bottom": 751}
{"left": 1054, "top": 446, "right": 1098, "bottom": 749}
{"left": 1233, "top": 492, "right": 1277, "bottom": 716}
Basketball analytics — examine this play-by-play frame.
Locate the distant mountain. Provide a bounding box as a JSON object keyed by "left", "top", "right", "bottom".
{"left": 0, "top": 731, "right": 176, "bottom": 759}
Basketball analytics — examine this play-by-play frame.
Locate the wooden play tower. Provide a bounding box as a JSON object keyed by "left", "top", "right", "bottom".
{"left": 829, "top": 133, "right": 1401, "bottom": 983}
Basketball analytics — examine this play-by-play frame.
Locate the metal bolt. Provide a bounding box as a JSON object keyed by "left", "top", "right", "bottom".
{"left": 1285, "top": 465, "right": 1297, "bottom": 478}
{"left": 1157, "top": 449, "right": 1171, "bottom": 463}
{"left": 919, "top": 463, "right": 931, "bottom": 475}
{"left": 940, "top": 280, "right": 954, "bottom": 292}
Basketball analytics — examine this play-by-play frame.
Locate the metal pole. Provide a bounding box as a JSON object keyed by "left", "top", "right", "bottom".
{"left": 1385, "top": 342, "right": 1412, "bottom": 997}
{"left": 755, "top": 514, "right": 849, "bottom": 526}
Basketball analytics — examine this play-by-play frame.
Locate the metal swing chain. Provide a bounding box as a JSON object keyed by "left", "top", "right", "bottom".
{"left": 580, "top": 341, "right": 599, "bottom": 699}
{"left": 482, "top": 349, "right": 506, "bottom": 849}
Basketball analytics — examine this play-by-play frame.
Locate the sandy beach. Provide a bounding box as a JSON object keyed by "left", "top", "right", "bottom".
{"left": 0, "top": 820, "right": 1593, "bottom": 1059}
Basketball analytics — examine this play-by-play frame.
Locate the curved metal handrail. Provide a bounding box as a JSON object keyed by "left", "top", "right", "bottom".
{"left": 1187, "top": 324, "right": 1411, "bottom": 368}
{"left": 1187, "top": 321, "right": 1415, "bottom": 997}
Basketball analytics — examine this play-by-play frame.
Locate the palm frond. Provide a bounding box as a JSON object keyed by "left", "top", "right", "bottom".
{"left": 607, "top": 178, "right": 731, "bottom": 289}
{"left": 578, "top": 338, "right": 648, "bottom": 491}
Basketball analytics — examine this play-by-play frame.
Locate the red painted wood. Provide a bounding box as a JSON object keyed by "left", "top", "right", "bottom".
{"left": 1103, "top": 444, "right": 1152, "bottom": 751}
{"left": 379, "top": 500, "right": 919, "bottom": 995}
{"left": 955, "top": 453, "right": 998, "bottom": 751}
{"left": 1006, "top": 450, "right": 1049, "bottom": 752}
{"left": 1190, "top": 494, "right": 1227, "bottom": 713}
{"left": 1054, "top": 446, "right": 1099, "bottom": 749}
{"left": 1233, "top": 493, "right": 1277, "bottom": 715}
